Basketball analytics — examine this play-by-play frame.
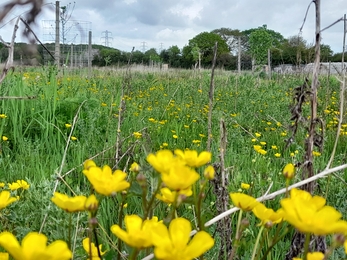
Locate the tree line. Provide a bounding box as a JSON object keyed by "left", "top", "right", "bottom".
{"left": 0, "top": 25, "right": 343, "bottom": 69}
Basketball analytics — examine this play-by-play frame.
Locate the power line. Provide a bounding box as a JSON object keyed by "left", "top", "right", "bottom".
{"left": 101, "top": 30, "right": 113, "bottom": 47}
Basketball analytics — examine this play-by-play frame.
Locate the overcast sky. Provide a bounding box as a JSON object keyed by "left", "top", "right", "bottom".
{"left": 0, "top": 0, "right": 346, "bottom": 54}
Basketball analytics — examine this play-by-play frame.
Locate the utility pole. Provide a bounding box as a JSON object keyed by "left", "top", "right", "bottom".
{"left": 141, "top": 41, "right": 147, "bottom": 53}
{"left": 159, "top": 42, "right": 164, "bottom": 53}
{"left": 55, "top": 1, "right": 60, "bottom": 67}
{"left": 101, "top": 30, "right": 113, "bottom": 47}
{"left": 237, "top": 36, "right": 241, "bottom": 74}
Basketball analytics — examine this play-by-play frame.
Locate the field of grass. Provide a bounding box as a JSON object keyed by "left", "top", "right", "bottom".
{"left": 0, "top": 66, "right": 347, "bottom": 259}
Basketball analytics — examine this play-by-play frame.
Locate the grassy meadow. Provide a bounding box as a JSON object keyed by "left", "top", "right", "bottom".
{"left": 0, "top": 66, "right": 347, "bottom": 259}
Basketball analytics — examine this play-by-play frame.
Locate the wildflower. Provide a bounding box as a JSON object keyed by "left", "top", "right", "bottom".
{"left": 241, "top": 183, "right": 250, "bottom": 190}
{"left": 251, "top": 138, "right": 257, "bottom": 142}
{"left": 0, "top": 232, "right": 72, "bottom": 260}
{"left": 274, "top": 153, "right": 281, "bottom": 158}
{"left": 256, "top": 149, "right": 267, "bottom": 155}
{"left": 65, "top": 123, "right": 71, "bottom": 128}
{"left": 204, "top": 165, "right": 215, "bottom": 180}
{"left": 313, "top": 151, "right": 321, "bottom": 157}
{"left": 252, "top": 203, "right": 283, "bottom": 226}
{"left": 280, "top": 188, "right": 347, "bottom": 235}
{"left": 85, "top": 194, "right": 98, "bottom": 212}
{"left": 156, "top": 187, "right": 192, "bottom": 204}
{"left": 147, "top": 150, "right": 178, "bottom": 174}
{"left": 82, "top": 237, "right": 106, "bottom": 259}
{"left": 133, "top": 132, "right": 142, "bottom": 139}
{"left": 161, "top": 164, "right": 199, "bottom": 191}
{"left": 199, "top": 133, "right": 206, "bottom": 138}
{"left": 71, "top": 136, "right": 77, "bottom": 141}
{"left": 83, "top": 162, "right": 130, "bottom": 196}
{"left": 2, "top": 136, "right": 8, "bottom": 141}
{"left": 271, "top": 145, "right": 278, "bottom": 150}
{"left": 276, "top": 122, "right": 282, "bottom": 127}
{"left": 253, "top": 145, "right": 262, "bottom": 152}
{"left": 174, "top": 149, "right": 211, "bottom": 168}
{"left": 129, "top": 162, "right": 140, "bottom": 172}
{"left": 162, "top": 142, "right": 169, "bottom": 147}
{"left": 283, "top": 163, "right": 295, "bottom": 179}
{"left": 84, "top": 160, "right": 96, "bottom": 170}
{"left": 149, "top": 118, "right": 156, "bottom": 122}
{"left": 255, "top": 133, "right": 261, "bottom": 138}
{"left": 0, "top": 114, "right": 7, "bottom": 119}
{"left": 293, "top": 252, "right": 324, "bottom": 260}
{"left": 290, "top": 152, "right": 295, "bottom": 157}
{"left": 8, "top": 180, "right": 30, "bottom": 191}
{"left": 173, "top": 134, "right": 178, "bottom": 139}
{"left": 0, "top": 191, "right": 18, "bottom": 210}
{"left": 192, "top": 140, "right": 201, "bottom": 144}
{"left": 111, "top": 215, "right": 159, "bottom": 248}
{"left": 280, "top": 131, "right": 287, "bottom": 137}
{"left": 0, "top": 253, "right": 8, "bottom": 260}
{"left": 260, "top": 141, "right": 266, "bottom": 146}
{"left": 51, "top": 192, "right": 87, "bottom": 213}
{"left": 230, "top": 193, "right": 259, "bottom": 211}
{"left": 101, "top": 102, "right": 107, "bottom": 107}
{"left": 0, "top": 182, "right": 4, "bottom": 188}
{"left": 152, "top": 218, "right": 214, "bottom": 260}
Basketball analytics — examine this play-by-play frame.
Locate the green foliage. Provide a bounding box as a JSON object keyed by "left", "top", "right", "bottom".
{"left": 248, "top": 25, "right": 273, "bottom": 65}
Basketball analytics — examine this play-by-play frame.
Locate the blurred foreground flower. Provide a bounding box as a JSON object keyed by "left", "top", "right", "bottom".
{"left": 204, "top": 165, "right": 215, "bottom": 180}
{"left": 0, "top": 191, "right": 18, "bottom": 210}
{"left": 0, "top": 232, "right": 72, "bottom": 260}
{"left": 152, "top": 217, "right": 214, "bottom": 260}
{"left": 82, "top": 237, "right": 106, "bottom": 259}
{"left": 2, "top": 136, "right": 8, "bottom": 141}
{"left": 283, "top": 163, "right": 295, "bottom": 180}
{"left": 129, "top": 162, "right": 140, "bottom": 172}
{"left": 230, "top": 193, "right": 259, "bottom": 211}
{"left": 0, "top": 253, "right": 8, "bottom": 260}
{"left": 156, "top": 187, "right": 192, "bottom": 204}
{"left": 174, "top": 149, "right": 211, "bottom": 167}
{"left": 280, "top": 188, "right": 347, "bottom": 235}
{"left": 293, "top": 252, "right": 324, "bottom": 260}
{"left": 111, "top": 215, "right": 159, "bottom": 248}
{"left": 252, "top": 203, "right": 283, "bottom": 226}
{"left": 51, "top": 192, "right": 87, "bottom": 213}
{"left": 83, "top": 161, "right": 130, "bottom": 196}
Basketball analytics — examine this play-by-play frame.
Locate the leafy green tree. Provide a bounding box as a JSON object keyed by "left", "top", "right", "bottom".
{"left": 167, "top": 45, "right": 181, "bottom": 67}
{"left": 188, "top": 32, "right": 229, "bottom": 66}
{"left": 248, "top": 26, "right": 273, "bottom": 65}
{"left": 144, "top": 48, "right": 160, "bottom": 64}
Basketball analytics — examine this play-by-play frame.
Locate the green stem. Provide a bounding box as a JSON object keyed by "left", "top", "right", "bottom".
{"left": 303, "top": 233, "right": 311, "bottom": 260}
{"left": 68, "top": 213, "right": 72, "bottom": 250}
{"left": 251, "top": 225, "right": 264, "bottom": 260}
{"left": 228, "top": 209, "right": 243, "bottom": 260}
{"left": 196, "top": 180, "right": 207, "bottom": 230}
{"left": 143, "top": 179, "right": 162, "bottom": 220}
{"left": 129, "top": 248, "right": 140, "bottom": 260}
{"left": 117, "top": 196, "right": 126, "bottom": 260}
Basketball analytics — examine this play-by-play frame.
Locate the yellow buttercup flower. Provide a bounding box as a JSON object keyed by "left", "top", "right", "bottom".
{"left": 156, "top": 187, "right": 192, "bottom": 204}
{"left": 230, "top": 193, "right": 259, "bottom": 211}
{"left": 255, "top": 133, "right": 261, "bottom": 138}
{"left": 111, "top": 215, "right": 159, "bottom": 248}
{"left": 0, "top": 232, "right": 72, "bottom": 260}
{"left": 147, "top": 150, "right": 179, "bottom": 174}
{"left": 293, "top": 252, "right": 324, "bottom": 260}
{"left": 83, "top": 163, "right": 130, "bottom": 196}
{"left": 70, "top": 136, "right": 78, "bottom": 141}
{"left": 252, "top": 203, "right": 283, "bottom": 226}
{"left": 312, "top": 151, "right": 321, "bottom": 157}
{"left": 84, "top": 160, "right": 96, "bottom": 170}
{"left": 0, "top": 114, "right": 7, "bottom": 119}
{"left": 8, "top": 180, "right": 30, "bottom": 191}
{"left": 161, "top": 164, "right": 199, "bottom": 191}
{"left": 0, "top": 191, "right": 18, "bottom": 210}
{"left": 280, "top": 188, "right": 347, "bottom": 235}
{"left": 51, "top": 192, "right": 87, "bottom": 213}
{"left": 283, "top": 163, "right": 295, "bottom": 179}
{"left": 133, "top": 132, "right": 142, "bottom": 139}
{"left": 241, "top": 183, "right": 250, "bottom": 190}
{"left": 0, "top": 252, "right": 8, "bottom": 260}
{"left": 0, "top": 182, "right": 5, "bottom": 188}
{"left": 2, "top": 136, "right": 8, "bottom": 141}
{"left": 129, "top": 162, "right": 140, "bottom": 172}
{"left": 174, "top": 149, "right": 211, "bottom": 168}
{"left": 65, "top": 123, "right": 71, "bottom": 128}
{"left": 82, "top": 237, "right": 106, "bottom": 259}
{"left": 85, "top": 194, "right": 99, "bottom": 212}
{"left": 204, "top": 165, "right": 215, "bottom": 180}
{"left": 152, "top": 217, "right": 214, "bottom": 260}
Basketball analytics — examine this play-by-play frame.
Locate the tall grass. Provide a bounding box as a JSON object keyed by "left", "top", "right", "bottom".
{"left": 0, "top": 67, "right": 346, "bottom": 259}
